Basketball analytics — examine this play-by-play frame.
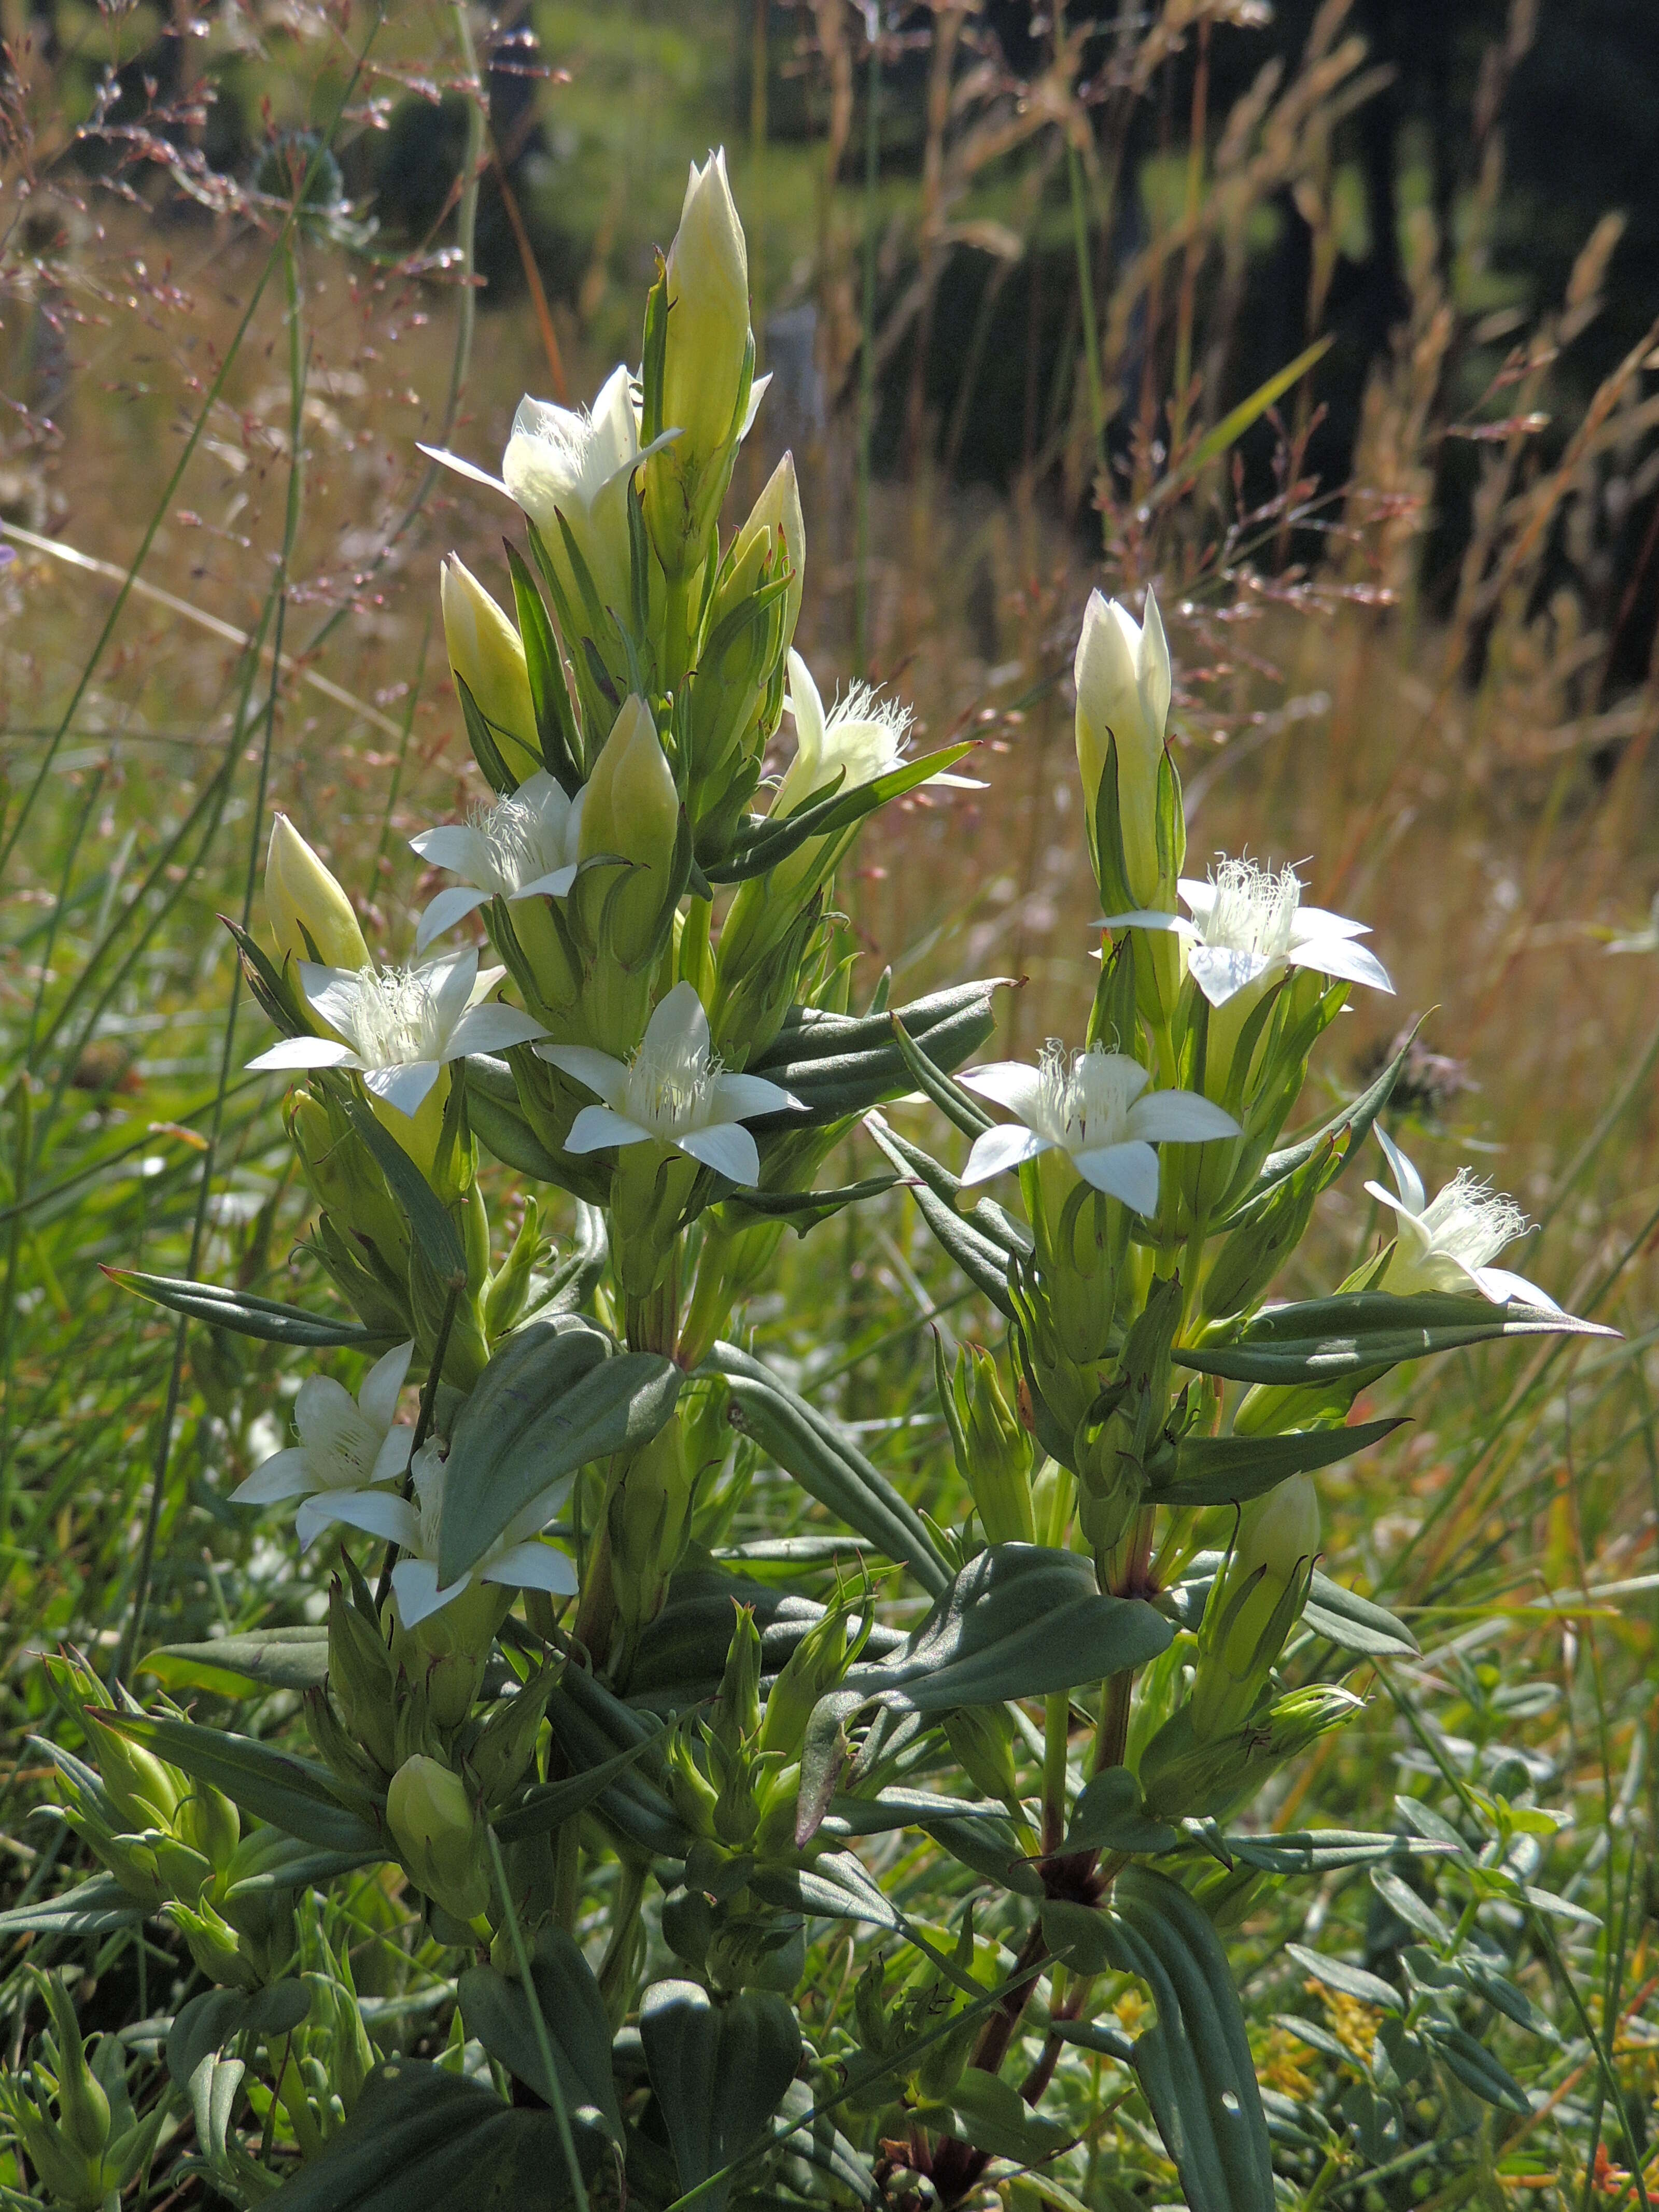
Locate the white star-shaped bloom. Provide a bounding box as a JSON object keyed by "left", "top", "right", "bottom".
{"left": 246, "top": 946, "right": 547, "bottom": 1119}
{"left": 1367, "top": 1126, "right": 1560, "bottom": 1309}
{"left": 958, "top": 1042, "right": 1240, "bottom": 1216}
{"left": 231, "top": 1342, "right": 415, "bottom": 1525}
{"left": 297, "top": 1439, "right": 577, "bottom": 1628}
{"left": 1100, "top": 856, "right": 1393, "bottom": 1009}
{"left": 409, "top": 772, "right": 587, "bottom": 952}
{"left": 537, "top": 980, "right": 799, "bottom": 1187}
{"left": 771, "top": 651, "right": 983, "bottom": 819}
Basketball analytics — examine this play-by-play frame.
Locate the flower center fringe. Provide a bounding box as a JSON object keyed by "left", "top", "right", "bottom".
{"left": 1201, "top": 856, "right": 1303, "bottom": 960}
{"left": 344, "top": 967, "right": 448, "bottom": 1067}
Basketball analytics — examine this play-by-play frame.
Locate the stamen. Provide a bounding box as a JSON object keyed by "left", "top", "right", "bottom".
{"left": 1201, "top": 857, "right": 1303, "bottom": 961}
{"left": 1421, "top": 1168, "right": 1528, "bottom": 1269}
{"left": 343, "top": 967, "right": 447, "bottom": 1068}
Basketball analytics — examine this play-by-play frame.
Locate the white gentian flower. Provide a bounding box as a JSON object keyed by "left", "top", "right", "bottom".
{"left": 409, "top": 772, "right": 587, "bottom": 952}
{"left": 1100, "top": 856, "right": 1394, "bottom": 1009}
{"left": 1367, "top": 1127, "right": 1559, "bottom": 1310}
{"left": 959, "top": 1043, "right": 1240, "bottom": 1216}
{"left": 537, "top": 979, "right": 798, "bottom": 1186}
{"left": 232, "top": 1342, "right": 415, "bottom": 1524}
{"left": 771, "top": 650, "right": 982, "bottom": 818}
{"left": 422, "top": 365, "right": 678, "bottom": 621}
{"left": 296, "top": 1438, "right": 577, "bottom": 1627}
{"left": 247, "top": 946, "right": 547, "bottom": 1119}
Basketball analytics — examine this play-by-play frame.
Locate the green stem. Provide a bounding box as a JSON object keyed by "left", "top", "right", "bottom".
{"left": 1042, "top": 1691, "right": 1070, "bottom": 1854}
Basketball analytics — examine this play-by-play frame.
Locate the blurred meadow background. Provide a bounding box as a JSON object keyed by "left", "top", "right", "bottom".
{"left": 6, "top": 0, "right": 1659, "bottom": 2202}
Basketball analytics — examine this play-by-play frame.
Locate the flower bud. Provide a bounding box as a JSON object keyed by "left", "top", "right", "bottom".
{"left": 467, "top": 1662, "right": 556, "bottom": 1807}
{"left": 607, "top": 1416, "right": 694, "bottom": 1645}
{"left": 646, "top": 149, "right": 753, "bottom": 577}
{"left": 440, "top": 554, "right": 541, "bottom": 782}
{"left": 165, "top": 1894, "right": 262, "bottom": 1991}
{"left": 1074, "top": 586, "right": 1170, "bottom": 910}
{"left": 174, "top": 1784, "right": 241, "bottom": 1873}
{"left": 386, "top": 1754, "right": 493, "bottom": 1925}
{"left": 943, "top": 1343, "right": 1035, "bottom": 1546}
{"left": 1188, "top": 1475, "right": 1320, "bottom": 1742}
{"left": 729, "top": 450, "right": 805, "bottom": 651}
{"left": 265, "top": 814, "right": 370, "bottom": 973}
{"left": 390, "top": 1578, "right": 508, "bottom": 1733}
{"left": 39, "top": 1975, "right": 110, "bottom": 2163}
{"left": 576, "top": 695, "right": 682, "bottom": 975}
{"left": 328, "top": 1580, "right": 400, "bottom": 1775}
{"left": 82, "top": 1712, "right": 180, "bottom": 1835}
{"left": 758, "top": 1602, "right": 856, "bottom": 1760}
{"left": 711, "top": 1603, "right": 763, "bottom": 1761}
{"left": 943, "top": 1704, "right": 1023, "bottom": 1815}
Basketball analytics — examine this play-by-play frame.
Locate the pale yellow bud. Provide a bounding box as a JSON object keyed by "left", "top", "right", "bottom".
{"left": 663, "top": 148, "right": 751, "bottom": 466}
{"left": 1074, "top": 585, "right": 1171, "bottom": 907}
{"left": 730, "top": 450, "right": 805, "bottom": 649}
{"left": 1235, "top": 1473, "right": 1320, "bottom": 1587}
{"left": 386, "top": 1753, "right": 491, "bottom": 1924}
{"left": 265, "top": 814, "right": 369, "bottom": 972}
{"left": 440, "top": 555, "right": 541, "bottom": 781}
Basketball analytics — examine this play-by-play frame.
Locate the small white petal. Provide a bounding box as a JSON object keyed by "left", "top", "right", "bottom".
{"left": 231, "top": 1448, "right": 314, "bottom": 1505}
{"left": 410, "top": 824, "right": 489, "bottom": 875}
{"left": 484, "top": 1541, "right": 580, "bottom": 1597}
{"left": 644, "top": 980, "right": 713, "bottom": 1067}
{"left": 362, "top": 1059, "right": 443, "bottom": 1117}
{"left": 1290, "top": 905, "right": 1371, "bottom": 943}
{"left": 677, "top": 1121, "right": 762, "bottom": 1184}
{"left": 369, "top": 1424, "right": 416, "bottom": 1486}
{"left": 512, "top": 864, "right": 580, "bottom": 901}
{"left": 1095, "top": 909, "right": 1194, "bottom": 937}
{"left": 297, "top": 1488, "right": 420, "bottom": 1553}
{"left": 1177, "top": 879, "right": 1217, "bottom": 919}
{"left": 1072, "top": 1138, "right": 1161, "bottom": 1215}
{"left": 1286, "top": 934, "right": 1394, "bottom": 994}
{"left": 413, "top": 885, "right": 490, "bottom": 953}
{"left": 299, "top": 963, "right": 371, "bottom": 1040}
{"left": 1372, "top": 1127, "right": 1425, "bottom": 1217}
{"left": 958, "top": 1062, "right": 1049, "bottom": 1121}
{"left": 538, "top": 1043, "right": 630, "bottom": 1109}
{"left": 1187, "top": 944, "right": 1274, "bottom": 1008}
{"left": 357, "top": 1340, "right": 415, "bottom": 1429}
{"left": 446, "top": 1002, "right": 550, "bottom": 1059}
{"left": 1125, "top": 1090, "right": 1241, "bottom": 1144}
{"left": 390, "top": 1556, "right": 453, "bottom": 1628}
{"left": 565, "top": 1103, "right": 653, "bottom": 1154}
{"left": 961, "top": 1122, "right": 1051, "bottom": 1185}
{"left": 416, "top": 442, "right": 511, "bottom": 499}
{"left": 708, "top": 1070, "right": 799, "bottom": 1122}
{"left": 426, "top": 947, "right": 481, "bottom": 1036}
{"left": 1474, "top": 1266, "right": 1562, "bottom": 1313}
{"left": 247, "top": 1036, "right": 359, "bottom": 1073}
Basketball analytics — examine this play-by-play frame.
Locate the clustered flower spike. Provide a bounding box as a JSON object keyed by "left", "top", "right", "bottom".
{"left": 246, "top": 946, "right": 548, "bottom": 1119}
{"left": 1367, "top": 1126, "right": 1558, "bottom": 1310}
{"left": 772, "top": 650, "right": 982, "bottom": 820}
{"left": 959, "top": 1042, "right": 1241, "bottom": 1216}
{"left": 539, "top": 980, "right": 799, "bottom": 1186}
{"left": 1101, "top": 855, "right": 1394, "bottom": 1009}
{"left": 410, "top": 772, "right": 587, "bottom": 952}
{"left": 231, "top": 1341, "right": 415, "bottom": 1529}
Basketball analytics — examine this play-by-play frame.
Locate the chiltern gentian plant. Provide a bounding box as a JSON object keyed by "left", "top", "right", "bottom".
{"left": 34, "top": 148, "right": 1615, "bottom": 2212}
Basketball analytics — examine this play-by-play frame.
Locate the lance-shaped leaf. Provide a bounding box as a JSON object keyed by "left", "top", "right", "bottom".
{"left": 1224, "top": 1017, "right": 1426, "bottom": 1224}
{"left": 1422, "top": 2020, "right": 1530, "bottom": 2114}
{"left": 168, "top": 1983, "right": 313, "bottom": 2093}
{"left": 863, "top": 1110, "right": 1030, "bottom": 1318}
{"left": 748, "top": 1851, "right": 905, "bottom": 1931}
{"left": 709, "top": 743, "right": 979, "bottom": 885}
{"left": 465, "top": 1052, "right": 572, "bottom": 1181}
{"left": 341, "top": 1095, "right": 467, "bottom": 1286}
{"left": 104, "top": 1271, "right": 381, "bottom": 1349}
{"left": 257, "top": 2055, "right": 588, "bottom": 2210}
{"left": 491, "top": 1729, "right": 666, "bottom": 1843}
{"left": 718, "top": 1174, "right": 899, "bottom": 1237}
{"left": 1149, "top": 1417, "right": 1406, "bottom": 1507}
{"left": 1186, "top": 1825, "right": 1461, "bottom": 1874}
{"left": 746, "top": 981, "right": 1007, "bottom": 1123}
{"left": 1300, "top": 1569, "right": 1418, "bottom": 1657}
{"left": 142, "top": 1625, "right": 331, "bottom": 1697}
{"left": 1060, "top": 1765, "right": 1180, "bottom": 1856}
{"left": 459, "top": 1933, "right": 622, "bottom": 2141}
{"left": 438, "top": 1317, "right": 682, "bottom": 1586}
{"left": 95, "top": 1711, "right": 383, "bottom": 1856}
{"left": 1102, "top": 1865, "right": 1276, "bottom": 2212}
{"left": 626, "top": 1562, "right": 901, "bottom": 1705}
{"left": 0, "top": 1875, "right": 151, "bottom": 1941}
{"left": 796, "top": 1546, "right": 1170, "bottom": 1838}
{"left": 1176, "top": 1290, "right": 1614, "bottom": 1387}
{"left": 542, "top": 1666, "right": 693, "bottom": 1861}
{"left": 706, "top": 1342, "right": 952, "bottom": 1596}
{"left": 640, "top": 1982, "right": 804, "bottom": 2212}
